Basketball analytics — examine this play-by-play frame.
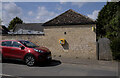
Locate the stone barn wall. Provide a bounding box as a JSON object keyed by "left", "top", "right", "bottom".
{"left": 1, "top": 25, "right": 96, "bottom": 60}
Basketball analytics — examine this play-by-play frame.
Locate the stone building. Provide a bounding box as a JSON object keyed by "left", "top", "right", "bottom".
{"left": 41, "top": 9, "right": 96, "bottom": 59}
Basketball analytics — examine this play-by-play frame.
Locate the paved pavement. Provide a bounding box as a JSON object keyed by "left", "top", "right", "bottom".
{"left": 53, "top": 57, "right": 118, "bottom": 66}
{"left": 0, "top": 58, "right": 118, "bottom": 77}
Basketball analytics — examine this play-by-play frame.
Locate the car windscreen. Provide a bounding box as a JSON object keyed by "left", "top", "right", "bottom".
{"left": 19, "top": 41, "right": 39, "bottom": 48}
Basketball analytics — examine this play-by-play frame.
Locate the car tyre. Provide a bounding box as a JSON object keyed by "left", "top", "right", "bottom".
{"left": 24, "top": 55, "right": 36, "bottom": 66}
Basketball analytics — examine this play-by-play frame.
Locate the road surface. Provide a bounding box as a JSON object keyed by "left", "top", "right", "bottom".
{"left": 0, "top": 59, "right": 118, "bottom": 77}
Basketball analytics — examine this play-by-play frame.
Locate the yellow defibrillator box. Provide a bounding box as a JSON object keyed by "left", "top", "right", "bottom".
{"left": 59, "top": 39, "right": 65, "bottom": 45}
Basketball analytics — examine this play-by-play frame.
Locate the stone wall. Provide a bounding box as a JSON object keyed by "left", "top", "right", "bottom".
{"left": 1, "top": 25, "right": 96, "bottom": 60}
{"left": 98, "top": 38, "right": 113, "bottom": 60}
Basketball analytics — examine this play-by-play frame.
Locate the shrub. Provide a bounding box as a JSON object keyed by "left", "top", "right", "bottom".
{"left": 110, "top": 37, "right": 120, "bottom": 60}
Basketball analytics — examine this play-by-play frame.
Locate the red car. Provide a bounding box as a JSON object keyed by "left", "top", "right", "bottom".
{"left": 0, "top": 40, "right": 52, "bottom": 66}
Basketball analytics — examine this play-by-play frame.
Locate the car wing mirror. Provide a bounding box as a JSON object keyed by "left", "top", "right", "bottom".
{"left": 20, "top": 46, "right": 25, "bottom": 50}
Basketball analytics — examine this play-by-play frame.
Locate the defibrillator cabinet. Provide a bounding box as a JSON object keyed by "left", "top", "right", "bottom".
{"left": 59, "top": 39, "right": 65, "bottom": 45}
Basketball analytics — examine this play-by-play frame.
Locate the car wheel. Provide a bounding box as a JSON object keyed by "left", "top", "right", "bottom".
{"left": 25, "top": 55, "right": 36, "bottom": 66}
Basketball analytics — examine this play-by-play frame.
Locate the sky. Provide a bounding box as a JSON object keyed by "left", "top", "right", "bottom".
{"left": 1, "top": 2, "right": 107, "bottom": 27}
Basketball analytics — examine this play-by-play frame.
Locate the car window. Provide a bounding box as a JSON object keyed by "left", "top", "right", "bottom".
{"left": 19, "top": 41, "right": 39, "bottom": 48}
{"left": 12, "top": 41, "right": 22, "bottom": 48}
{"left": 1, "top": 41, "right": 12, "bottom": 47}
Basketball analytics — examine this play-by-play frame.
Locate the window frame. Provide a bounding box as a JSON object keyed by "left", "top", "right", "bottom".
{"left": 1, "top": 41, "right": 23, "bottom": 48}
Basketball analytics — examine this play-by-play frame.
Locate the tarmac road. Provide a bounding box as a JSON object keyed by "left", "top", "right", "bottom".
{"left": 0, "top": 59, "right": 118, "bottom": 77}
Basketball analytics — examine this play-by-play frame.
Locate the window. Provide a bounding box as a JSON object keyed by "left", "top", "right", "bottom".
{"left": 20, "top": 41, "right": 38, "bottom": 48}
{"left": 64, "top": 32, "right": 66, "bottom": 35}
{"left": 1, "top": 41, "right": 12, "bottom": 47}
{"left": 12, "top": 41, "right": 22, "bottom": 48}
{"left": 28, "top": 30, "right": 31, "bottom": 32}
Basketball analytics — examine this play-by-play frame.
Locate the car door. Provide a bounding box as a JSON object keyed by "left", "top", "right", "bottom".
{"left": 11, "top": 41, "right": 25, "bottom": 59}
{"left": 1, "top": 41, "right": 13, "bottom": 58}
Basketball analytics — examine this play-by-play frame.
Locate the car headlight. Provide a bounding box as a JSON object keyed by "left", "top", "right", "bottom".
{"left": 34, "top": 49, "right": 44, "bottom": 53}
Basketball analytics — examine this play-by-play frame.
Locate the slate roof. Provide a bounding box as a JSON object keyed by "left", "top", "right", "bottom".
{"left": 43, "top": 9, "right": 95, "bottom": 26}
{"left": 0, "top": 25, "right": 10, "bottom": 34}
{"left": 13, "top": 23, "right": 44, "bottom": 32}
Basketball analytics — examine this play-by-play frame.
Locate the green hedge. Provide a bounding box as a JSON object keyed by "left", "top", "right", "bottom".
{"left": 110, "top": 37, "right": 120, "bottom": 60}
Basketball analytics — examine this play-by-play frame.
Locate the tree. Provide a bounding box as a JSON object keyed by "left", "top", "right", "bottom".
{"left": 96, "top": 2, "right": 120, "bottom": 40}
{"left": 96, "top": 2, "right": 120, "bottom": 60}
{"left": 8, "top": 17, "right": 23, "bottom": 30}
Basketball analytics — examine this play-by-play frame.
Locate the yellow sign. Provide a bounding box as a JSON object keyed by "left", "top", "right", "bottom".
{"left": 59, "top": 39, "right": 65, "bottom": 45}
{"left": 92, "top": 26, "right": 94, "bottom": 31}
